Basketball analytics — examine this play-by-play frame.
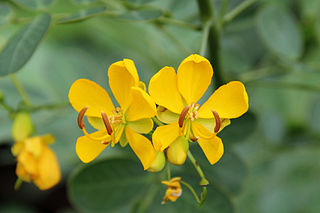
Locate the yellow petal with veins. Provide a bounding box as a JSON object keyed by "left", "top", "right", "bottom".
{"left": 198, "top": 81, "right": 249, "bottom": 119}
{"left": 197, "top": 135, "right": 224, "bottom": 165}
{"left": 126, "top": 87, "right": 156, "bottom": 121}
{"left": 108, "top": 59, "right": 139, "bottom": 110}
{"left": 177, "top": 54, "right": 213, "bottom": 104}
{"left": 33, "top": 144, "right": 61, "bottom": 190}
{"left": 68, "top": 79, "right": 114, "bottom": 117}
{"left": 127, "top": 118, "right": 153, "bottom": 134}
{"left": 149, "top": 66, "right": 185, "bottom": 114}
{"left": 156, "top": 106, "right": 179, "bottom": 124}
{"left": 152, "top": 122, "right": 180, "bottom": 152}
{"left": 125, "top": 126, "right": 155, "bottom": 170}
{"left": 76, "top": 130, "right": 110, "bottom": 163}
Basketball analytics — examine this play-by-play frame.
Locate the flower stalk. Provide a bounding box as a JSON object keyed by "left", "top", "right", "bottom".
{"left": 187, "top": 150, "right": 209, "bottom": 186}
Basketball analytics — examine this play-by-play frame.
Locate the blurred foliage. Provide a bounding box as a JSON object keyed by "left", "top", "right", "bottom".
{"left": 0, "top": 0, "right": 320, "bottom": 212}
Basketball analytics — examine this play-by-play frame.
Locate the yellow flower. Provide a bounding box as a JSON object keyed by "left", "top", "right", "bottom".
{"left": 149, "top": 54, "right": 248, "bottom": 165}
{"left": 11, "top": 113, "right": 61, "bottom": 190}
{"left": 161, "top": 177, "right": 182, "bottom": 204}
{"left": 68, "top": 59, "right": 157, "bottom": 170}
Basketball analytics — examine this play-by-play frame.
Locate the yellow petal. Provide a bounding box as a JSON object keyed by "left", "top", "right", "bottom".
{"left": 152, "top": 122, "right": 180, "bottom": 152}
{"left": 149, "top": 66, "right": 185, "bottom": 114}
{"left": 25, "top": 137, "right": 42, "bottom": 157}
{"left": 113, "top": 124, "right": 125, "bottom": 144}
{"left": 17, "top": 149, "right": 37, "bottom": 175}
{"left": 87, "top": 117, "right": 105, "bottom": 130}
{"left": 76, "top": 130, "right": 110, "bottom": 163}
{"left": 41, "top": 134, "right": 55, "bottom": 145}
{"left": 119, "top": 133, "right": 128, "bottom": 147}
{"left": 12, "top": 141, "right": 24, "bottom": 156}
{"left": 199, "top": 81, "right": 249, "bottom": 119}
{"left": 127, "top": 118, "right": 153, "bottom": 134}
{"left": 126, "top": 87, "right": 156, "bottom": 121}
{"left": 192, "top": 121, "right": 215, "bottom": 140}
{"left": 108, "top": 59, "right": 139, "bottom": 110}
{"left": 33, "top": 144, "right": 61, "bottom": 190}
{"left": 16, "top": 162, "right": 31, "bottom": 182}
{"left": 12, "top": 112, "right": 33, "bottom": 141}
{"left": 166, "top": 136, "right": 189, "bottom": 166}
{"left": 156, "top": 106, "right": 179, "bottom": 124}
{"left": 68, "top": 79, "right": 114, "bottom": 117}
{"left": 197, "top": 118, "right": 231, "bottom": 133}
{"left": 125, "top": 126, "right": 155, "bottom": 170}
{"left": 197, "top": 135, "right": 224, "bottom": 165}
{"left": 148, "top": 151, "right": 165, "bottom": 173}
{"left": 177, "top": 54, "right": 213, "bottom": 104}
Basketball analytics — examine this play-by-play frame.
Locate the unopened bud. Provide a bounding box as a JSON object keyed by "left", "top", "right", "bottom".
{"left": 12, "top": 112, "right": 33, "bottom": 141}
{"left": 166, "top": 137, "right": 189, "bottom": 166}
{"left": 148, "top": 151, "right": 165, "bottom": 172}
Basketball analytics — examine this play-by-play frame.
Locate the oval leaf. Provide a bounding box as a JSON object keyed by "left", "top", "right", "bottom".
{"left": 68, "top": 158, "right": 153, "bottom": 213}
{"left": 0, "top": 4, "right": 13, "bottom": 26}
{"left": 256, "top": 6, "right": 303, "bottom": 60}
{"left": 118, "top": 8, "right": 163, "bottom": 21}
{"left": 12, "top": 0, "right": 54, "bottom": 10}
{"left": 57, "top": 6, "right": 106, "bottom": 24}
{"left": 0, "top": 14, "right": 51, "bottom": 76}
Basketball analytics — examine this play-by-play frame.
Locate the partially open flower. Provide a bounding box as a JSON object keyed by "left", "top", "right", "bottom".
{"left": 161, "top": 177, "right": 182, "bottom": 204}
{"left": 68, "top": 59, "right": 157, "bottom": 170}
{"left": 149, "top": 54, "right": 249, "bottom": 165}
{"left": 11, "top": 112, "right": 60, "bottom": 190}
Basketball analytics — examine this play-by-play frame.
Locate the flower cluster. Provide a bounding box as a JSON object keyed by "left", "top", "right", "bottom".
{"left": 68, "top": 54, "right": 249, "bottom": 203}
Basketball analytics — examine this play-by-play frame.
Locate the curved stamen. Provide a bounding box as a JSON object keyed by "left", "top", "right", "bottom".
{"left": 82, "top": 127, "right": 110, "bottom": 141}
{"left": 77, "top": 107, "right": 88, "bottom": 129}
{"left": 179, "top": 105, "right": 191, "bottom": 128}
{"left": 101, "top": 111, "right": 113, "bottom": 135}
{"left": 211, "top": 109, "right": 221, "bottom": 133}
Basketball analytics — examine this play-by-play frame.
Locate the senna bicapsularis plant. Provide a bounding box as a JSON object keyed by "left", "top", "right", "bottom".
{"left": 68, "top": 54, "right": 249, "bottom": 205}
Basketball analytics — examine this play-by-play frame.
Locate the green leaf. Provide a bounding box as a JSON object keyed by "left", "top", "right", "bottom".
{"left": 0, "top": 3, "right": 13, "bottom": 26}
{"left": 73, "top": 0, "right": 98, "bottom": 4}
{"left": 256, "top": 6, "right": 303, "bottom": 60}
{"left": 12, "top": 0, "right": 54, "bottom": 10}
{"left": 68, "top": 158, "right": 154, "bottom": 213}
{"left": 56, "top": 6, "right": 107, "bottom": 24}
{"left": 118, "top": 8, "right": 163, "bottom": 21}
{"left": 0, "top": 14, "right": 51, "bottom": 76}
{"left": 316, "top": 7, "right": 320, "bottom": 44}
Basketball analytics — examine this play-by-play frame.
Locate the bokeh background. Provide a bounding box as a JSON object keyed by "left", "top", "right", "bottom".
{"left": 1, "top": 0, "right": 320, "bottom": 212}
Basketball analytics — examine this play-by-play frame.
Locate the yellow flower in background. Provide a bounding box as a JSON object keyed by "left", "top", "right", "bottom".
{"left": 149, "top": 54, "right": 249, "bottom": 165}
{"left": 161, "top": 177, "right": 182, "bottom": 204}
{"left": 11, "top": 113, "right": 61, "bottom": 190}
{"left": 68, "top": 59, "right": 157, "bottom": 170}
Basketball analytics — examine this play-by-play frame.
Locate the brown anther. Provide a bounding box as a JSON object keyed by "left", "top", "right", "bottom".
{"left": 179, "top": 105, "right": 191, "bottom": 128}
{"left": 77, "top": 107, "right": 88, "bottom": 129}
{"left": 190, "top": 136, "right": 199, "bottom": 142}
{"left": 101, "top": 141, "right": 111, "bottom": 145}
{"left": 211, "top": 109, "right": 221, "bottom": 133}
{"left": 101, "top": 111, "right": 113, "bottom": 135}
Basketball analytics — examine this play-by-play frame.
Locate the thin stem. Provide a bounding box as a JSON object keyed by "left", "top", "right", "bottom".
{"left": 223, "top": 0, "right": 256, "bottom": 24}
{"left": 180, "top": 180, "right": 201, "bottom": 203}
{"left": 152, "top": 117, "right": 164, "bottom": 126}
{"left": 0, "top": 102, "right": 14, "bottom": 113}
{"left": 14, "top": 178, "right": 23, "bottom": 190}
{"left": 166, "top": 161, "right": 171, "bottom": 180}
{"left": 187, "top": 150, "right": 209, "bottom": 186}
{"left": 28, "top": 102, "right": 68, "bottom": 112}
{"left": 199, "top": 21, "right": 211, "bottom": 57}
{"left": 219, "top": 0, "right": 230, "bottom": 19}
{"left": 10, "top": 75, "right": 32, "bottom": 107}
{"left": 197, "top": 0, "right": 214, "bottom": 23}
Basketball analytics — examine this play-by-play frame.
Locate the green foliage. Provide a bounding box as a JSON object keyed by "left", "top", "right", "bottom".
{"left": 0, "top": 3, "right": 13, "bottom": 27}
{"left": 0, "top": 14, "right": 51, "bottom": 76}
{"left": 118, "top": 7, "right": 163, "bottom": 21}
{"left": 57, "top": 6, "right": 107, "bottom": 24}
{"left": 256, "top": 5, "right": 303, "bottom": 60}
{"left": 12, "top": 0, "right": 55, "bottom": 10}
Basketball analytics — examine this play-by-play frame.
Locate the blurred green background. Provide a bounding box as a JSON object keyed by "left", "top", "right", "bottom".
{"left": 1, "top": 0, "right": 320, "bottom": 212}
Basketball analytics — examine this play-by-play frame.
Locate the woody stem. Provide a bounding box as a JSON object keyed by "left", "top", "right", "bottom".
{"left": 187, "top": 150, "right": 209, "bottom": 186}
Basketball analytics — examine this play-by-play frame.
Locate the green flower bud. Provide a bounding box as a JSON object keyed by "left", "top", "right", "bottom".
{"left": 166, "top": 136, "right": 189, "bottom": 166}
{"left": 148, "top": 151, "right": 165, "bottom": 172}
{"left": 12, "top": 112, "right": 33, "bottom": 141}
